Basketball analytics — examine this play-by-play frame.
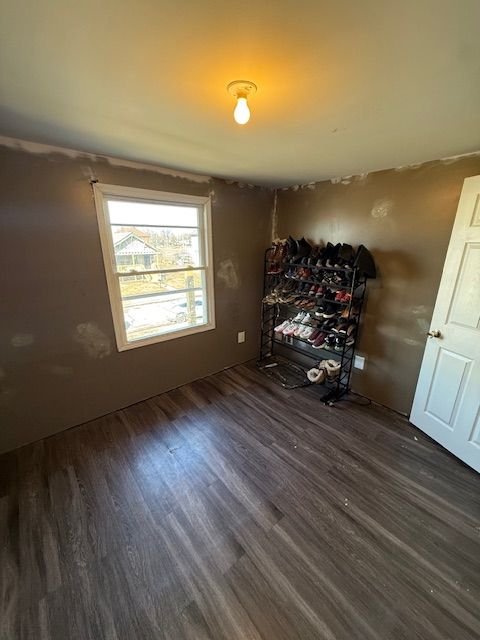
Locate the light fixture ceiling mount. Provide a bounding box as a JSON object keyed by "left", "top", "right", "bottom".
{"left": 227, "top": 80, "right": 257, "bottom": 125}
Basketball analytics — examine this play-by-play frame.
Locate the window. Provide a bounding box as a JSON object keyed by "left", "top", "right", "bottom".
{"left": 94, "top": 183, "right": 215, "bottom": 350}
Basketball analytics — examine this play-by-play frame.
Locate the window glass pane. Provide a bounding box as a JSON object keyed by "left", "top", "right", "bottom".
{"left": 118, "top": 271, "right": 207, "bottom": 342}
{"left": 111, "top": 226, "right": 201, "bottom": 272}
{"left": 107, "top": 199, "right": 198, "bottom": 227}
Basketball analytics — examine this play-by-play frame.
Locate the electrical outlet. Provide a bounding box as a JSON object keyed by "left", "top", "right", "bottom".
{"left": 237, "top": 331, "right": 246, "bottom": 344}
{"left": 354, "top": 355, "right": 365, "bottom": 370}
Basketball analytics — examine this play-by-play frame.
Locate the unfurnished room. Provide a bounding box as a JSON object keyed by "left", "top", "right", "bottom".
{"left": 0, "top": 1, "right": 479, "bottom": 639}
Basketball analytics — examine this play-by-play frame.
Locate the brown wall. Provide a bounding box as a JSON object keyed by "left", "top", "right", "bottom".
{"left": 0, "top": 143, "right": 273, "bottom": 453}
{"left": 275, "top": 156, "right": 480, "bottom": 414}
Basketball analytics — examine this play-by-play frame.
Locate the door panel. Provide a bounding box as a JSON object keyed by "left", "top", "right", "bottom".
{"left": 425, "top": 348, "right": 471, "bottom": 428}
{"left": 469, "top": 409, "right": 480, "bottom": 446}
{"left": 411, "top": 175, "right": 480, "bottom": 473}
{"left": 470, "top": 193, "right": 480, "bottom": 226}
{"left": 447, "top": 242, "right": 480, "bottom": 329}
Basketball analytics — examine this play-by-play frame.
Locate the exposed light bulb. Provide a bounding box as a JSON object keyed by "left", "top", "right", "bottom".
{"left": 233, "top": 96, "right": 250, "bottom": 125}
{"left": 227, "top": 80, "right": 256, "bottom": 125}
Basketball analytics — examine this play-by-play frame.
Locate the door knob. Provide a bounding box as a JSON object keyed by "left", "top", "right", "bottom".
{"left": 427, "top": 329, "right": 441, "bottom": 338}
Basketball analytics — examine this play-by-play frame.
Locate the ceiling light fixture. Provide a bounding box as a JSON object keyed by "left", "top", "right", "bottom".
{"left": 227, "top": 80, "right": 257, "bottom": 125}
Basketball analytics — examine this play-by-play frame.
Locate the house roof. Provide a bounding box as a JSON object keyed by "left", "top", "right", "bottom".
{"left": 112, "top": 231, "right": 156, "bottom": 255}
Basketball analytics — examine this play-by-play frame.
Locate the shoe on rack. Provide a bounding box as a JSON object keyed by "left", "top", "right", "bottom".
{"left": 326, "top": 243, "right": 342, "bottom": 268}
{"left": 323, "top": 288, "right": 335, "bottom": 301}
{"left": 319, "top": 242, "right": 335, "bottom": 267}
{"left": 278, "top": 240, "right": 288, "bottom": 263}
{"left": 300, "top": 326, "right": 315, "bottom": 340}
{"left": 322, "top": 304, "right": 336, "bottom": 319}
{"left": 330, "top": 271, "right": 344, "bottom": 285}
{"left": 274, "top": 320, "right": 289, "bottom": 333}
{"left": 339, "top": 304, "right": 355, "bottom": 319}
{"left": 292, "top": 237, "right": 312, "bottom": 263}
{"left": 263, "top": 292, "right": 280, "bottom": 305}
{"left": 354, "top": 245, "right": 376, "bottom": 278}
{"left": 300, "top": 268, "right": 312, "bottom": 281}
{"left": 286, "top": 236, "right": 299, "bottom": 260}
{"left": 320, "top": 318, "right": 337, "bottom": 332}
{"left": 266, "top": 240, "right": 280, "bottom": 262}
{"left": 338, "top": 320, "right": 357, "bottom": 335}
{"left": 334, "top": 334, "right": 355, "bottom": 351}
{"left": 282, "top": 280, "right": 296, "bottom": 292}
{"left": 293, "top": 310, "right": 306, "bottom": 322}
{"left": 335, "top": 289, "right": 346, "bottom": 302}
{"left": 331, "top": 321, "right": 345, "bottom": 333}
{"left": 307, "top": 246, "right": 322, "bottom": 266}
{"left": 312, "top": 331, "right": 328, "bottom": 349}
{"left": 293, "top": 323, "right": 304, "bottom": 337}
{"left": 308, "top": 328, "right": 322, "bottom": 343}
{"left": 324, "top": 333, "right": 337, "bottom": 349}
{"left": 336, "top": 243, "right": 354, "bottom": 269}
{"left": 283, "top": 322, "right": 297, "bottom": 336}
{"left": 302, "top": 313, "right": 313, "bottom": 325}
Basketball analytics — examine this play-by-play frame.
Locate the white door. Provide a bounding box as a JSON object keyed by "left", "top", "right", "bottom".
{"left": 410, "top": 175, "right": 480, "bottom": 473}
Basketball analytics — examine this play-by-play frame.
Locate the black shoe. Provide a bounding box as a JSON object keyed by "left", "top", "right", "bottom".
{"left": 338, "top": 319, "right": 356, "bottom": 335}
{"left": 324, "top": 333, "right": 337, "bottom": 349}
{"left": 321, "top": 318, "right": 337, "bottom": 332}
{"left": 321, "top": 242, "right": 335, "bottom": 265}
{"left": 326, "top": 243, "right": 341, "bottom": 268}
{"left": 323, "top": 288, "right": 335, "bottom": 301}
{"left": 292, "top": 237, "right": 312, "bottom": 263}
{"left": 335, "top": 243, "right": 354, "bottom": 269}
{"left": 335, "top": 333, "right": 355, "bottom": 350}
{"left": 315, "top": 302, "right": 329, "bottom": 316}
{"left": 299, "top": 282, "right": 310, "bottom": 294}
{"left": 307, "top": 245, "right": 322, "bottom": 266}
{"left": 321, "top": 304, "right": 336, "bottom": 319}
{"left": 354, "top": 245, "right": 376, "bottom": 278}
{"left": 286, "top": 236, "right": 299, "bottom": 260}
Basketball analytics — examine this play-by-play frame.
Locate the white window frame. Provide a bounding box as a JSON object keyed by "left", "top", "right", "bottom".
{"left": 93, "top": 183, "right": 215, "bottom": 351}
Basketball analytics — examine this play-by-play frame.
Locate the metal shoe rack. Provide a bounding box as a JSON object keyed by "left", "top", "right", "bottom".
{"left": 258, "top": 249, "right": 367, "bottom": 403}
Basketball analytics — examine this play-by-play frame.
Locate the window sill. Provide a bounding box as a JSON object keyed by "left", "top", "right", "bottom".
{"left": 116, "top": 320, "right": 216, "bottom": 351}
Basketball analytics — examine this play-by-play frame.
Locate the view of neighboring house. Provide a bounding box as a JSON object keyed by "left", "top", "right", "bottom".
{"left": 113, "top": 230, "right": 158, "bottom": 272}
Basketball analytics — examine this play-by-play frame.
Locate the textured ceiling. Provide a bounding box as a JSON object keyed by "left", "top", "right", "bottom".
{"left": 0, "top": 0, "right": 479, "bottom": 186}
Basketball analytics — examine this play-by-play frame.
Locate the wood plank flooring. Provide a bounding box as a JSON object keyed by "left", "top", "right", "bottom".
{"left": 1, "top": 361, "right": 479, "bottom": 639}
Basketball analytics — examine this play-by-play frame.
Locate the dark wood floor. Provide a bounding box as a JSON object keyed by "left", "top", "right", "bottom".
{"left": 1, "top": 362, "right": 479, "bottom": 640}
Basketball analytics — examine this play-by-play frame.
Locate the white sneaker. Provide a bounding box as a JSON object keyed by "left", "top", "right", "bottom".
{"left": 293, "top": 311, "right": 305, "bottom": 322}
{"left": 293, "top": 323, "right": 304, "bottom": 337}
{"left": 283, "top": 322, "right": 297, "bottom": 336}
{"left": 274, "top": 320, "right": 289, "bottom": 333}
{"left": 303, "top": 313, "right": 313, "bottom": 325}
{"left": 300, "top": 326, "right": 315, "bottom": 340}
